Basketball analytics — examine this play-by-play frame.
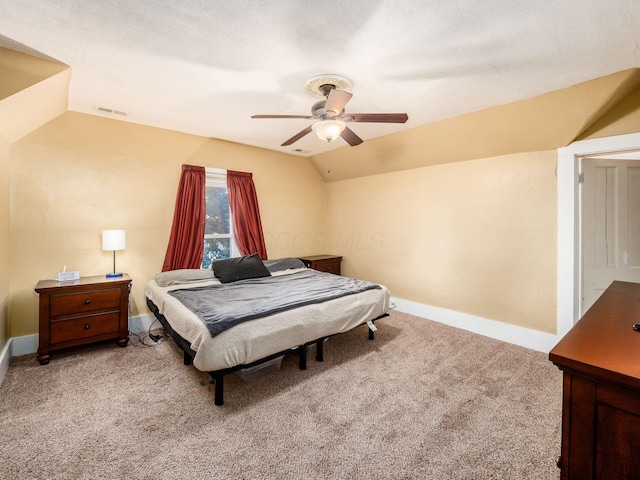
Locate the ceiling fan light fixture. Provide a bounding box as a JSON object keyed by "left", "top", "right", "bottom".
{"left": 312, "top": 119, "right": 346, "bottom": 143}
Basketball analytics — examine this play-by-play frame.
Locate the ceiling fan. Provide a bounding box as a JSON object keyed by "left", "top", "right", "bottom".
{"left": 251, "top": 75, "right": 408, "bottom": 147}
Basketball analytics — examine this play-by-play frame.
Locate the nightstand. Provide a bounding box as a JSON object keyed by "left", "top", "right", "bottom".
{"left": 297, "top": 255, "right": 342, "bottom": 275}
{"left": 35, "top": 274, "right": 132, "bottom": 365}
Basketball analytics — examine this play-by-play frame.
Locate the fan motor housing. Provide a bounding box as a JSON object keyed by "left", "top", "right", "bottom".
{"left": 312, "top": 99, "right": 344, "bottom": 120}
{"left": 312, "top": 100, "right": 327, "bottom": 118}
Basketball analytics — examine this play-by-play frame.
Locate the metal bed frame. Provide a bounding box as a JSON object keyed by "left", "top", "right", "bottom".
{"left": 146, "top": 297, "right": 387, "bottom": 406}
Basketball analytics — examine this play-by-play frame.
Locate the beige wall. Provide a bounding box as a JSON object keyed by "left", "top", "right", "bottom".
{"left": 326, "top": 151, "right": 558, "bottom": 334}
{"left": 0, "top": 133, "right": 9, "bottom": 348}
{"left": 0, "top": 48, "right": 70, "bottom": 145}
{"left": 0, "top": 47, "right": 69, "bottom": 343}
{"left": 315, "top": 76, "right": 640, "bottom": 337}
{"left": 9, "top": 112, "right": 326, "bottom": 337}
{"left": 579, "top": 84, "right": 640, "bottom": 140}
{"left": 6, "top": 56, "right": 640, "bottom": 343}
{"left": 0, "top": 47, "right": 68, "bottom": 100}
{"left": 0, "top": 69, "right": 70, "bottom": 145}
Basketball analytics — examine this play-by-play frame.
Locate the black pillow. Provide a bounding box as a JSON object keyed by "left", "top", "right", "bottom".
{"left": 212, "top": 254, "right": 271, "bottom": 283}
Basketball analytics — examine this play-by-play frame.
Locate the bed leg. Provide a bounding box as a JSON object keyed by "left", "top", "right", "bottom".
{"left": 367, "top": 318, "right": 379, "bottom": 340}
{"left": 316, "top": 339, "right": 324, "bottom": 362}
{"left": 183, "top": 350, "right": 192, "bottom": 366}
{"left": 214, "top": 373, "right": 224, "bottom": 406}
{"left": 299, "top": 346, "right": 307, "bottom": 370}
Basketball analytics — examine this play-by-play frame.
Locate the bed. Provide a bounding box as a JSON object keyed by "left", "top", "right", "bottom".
{"left": 145, "top": 256, "right": 390, "bottom": 405}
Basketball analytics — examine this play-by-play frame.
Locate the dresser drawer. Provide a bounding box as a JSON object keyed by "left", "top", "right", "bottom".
{"left": 49, "top": 288, "right": 121, "bottom": 318}
{"left": 49, "top": 312, "right": 121, "bottom": 344}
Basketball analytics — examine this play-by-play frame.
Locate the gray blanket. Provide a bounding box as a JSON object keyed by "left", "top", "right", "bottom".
{"left": 168, "top": 270, "right": 381, "bottom": 336}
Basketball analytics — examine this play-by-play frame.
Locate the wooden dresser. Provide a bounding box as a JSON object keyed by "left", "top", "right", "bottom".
{"left": 549, "top": 281, "right": 640, "bottom": 479}
{"left": 35, "top": 275, "right": 131, "bottom": 365}
{"left": 297, "top": 254, "right": 342, "bottom": 275}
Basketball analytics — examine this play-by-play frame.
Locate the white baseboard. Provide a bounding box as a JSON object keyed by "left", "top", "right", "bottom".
{"left": 11, "top": 334, "right": 39, "bottom": 356}
{"left": 0, "top": 333, "right": 38, "bottom": 387}
{"left": 129, "top": 314, "right": 156, "bottom": 333}
{"left": 0, "top": 314, "right": 158, "bottom": 387}
{"left": 0, "top": 339, "right": 11, "bottom": 387}
{"left": 4, "top": 314, "right": 158, "bottom": 358}
{"left": 391, "top": 297, "right": 559, "bottom": 353}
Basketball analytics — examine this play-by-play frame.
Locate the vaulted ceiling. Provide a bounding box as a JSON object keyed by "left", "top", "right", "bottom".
{"left": 1, "top": 0, "right": 639, "bottom": 159}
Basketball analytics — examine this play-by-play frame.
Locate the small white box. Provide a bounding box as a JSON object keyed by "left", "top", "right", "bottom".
{"left": 57, "top": 271, "right": 80, "bottom": 282}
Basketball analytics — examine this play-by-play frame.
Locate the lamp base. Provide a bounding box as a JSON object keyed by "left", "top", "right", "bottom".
{"left": 106, "top": 272, "right": 124, "bottom": 278}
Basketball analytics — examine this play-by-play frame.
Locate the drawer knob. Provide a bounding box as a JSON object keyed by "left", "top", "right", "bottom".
{"left": 84, "top": 299, "right": 91, "bottom": 305}
{"left": 84, "top": 324, "right": 90, "bottom": 330}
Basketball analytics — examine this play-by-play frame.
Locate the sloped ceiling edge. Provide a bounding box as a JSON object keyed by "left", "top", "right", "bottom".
{"left": 311, "top": 69, "right": 640, "bottom": 182}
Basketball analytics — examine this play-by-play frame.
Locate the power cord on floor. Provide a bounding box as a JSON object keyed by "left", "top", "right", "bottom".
{"left": 128, "top": 330, "right": 159, "bottom": 347}
{"left": 125, "top": 282, "right": 165, "bottom": 346}
{"left": 148, "top": 317, "right": 165, "bottom": 342}
{"left": 148, "top": 331, "right": 163, "bottom": 342}
{"left": 128, "top": 319, "right": 166, "bottom": 347}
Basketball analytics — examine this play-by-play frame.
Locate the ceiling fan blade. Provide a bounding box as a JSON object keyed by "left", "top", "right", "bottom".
{"left": 252, "top": 114, "right": 314, "bottom": 119}
{"left": 325, "top": 89, "right": 352, "bottom": 116}
{"left": 340, "top": 126, "right": 363, "bottom": 146}
{"left": 346, "top": 113, "right": 408, "bottom": 123}
{"left": 281, "top": 125, "right": 313, "bottom": 146}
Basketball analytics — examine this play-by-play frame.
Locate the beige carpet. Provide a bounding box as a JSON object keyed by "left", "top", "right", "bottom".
{"left": 0, "top": 310, "right": 562, "bottom": 479}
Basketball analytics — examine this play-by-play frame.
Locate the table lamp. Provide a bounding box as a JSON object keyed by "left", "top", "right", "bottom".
{"left": 102, "top": 229, "right": 126, "bottom": 278}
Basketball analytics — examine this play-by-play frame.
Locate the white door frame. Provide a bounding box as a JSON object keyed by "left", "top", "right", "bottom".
{"left": 557, "top": 132, "right": 640, "bottom": 337}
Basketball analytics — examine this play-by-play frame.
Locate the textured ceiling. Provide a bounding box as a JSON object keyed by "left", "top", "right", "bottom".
{"left": 1, "top": 0, "right": 639, "bottom": 156}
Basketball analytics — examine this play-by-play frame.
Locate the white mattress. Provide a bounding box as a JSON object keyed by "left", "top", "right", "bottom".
{"left": 145, "top": 268, "right": 390, "bottom": 372}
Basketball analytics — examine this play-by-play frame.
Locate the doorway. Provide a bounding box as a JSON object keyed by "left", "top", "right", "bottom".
{"left": 557, "top": 132, "right": 640, "bottom": 338}
{"left": 581, "top": 155, "right": 640, "bottom": 313}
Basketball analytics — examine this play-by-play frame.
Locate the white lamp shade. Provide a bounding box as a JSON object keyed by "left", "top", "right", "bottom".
{"left": 102, "top": 229, "right": 126, "bottom": 251}
{"left": 312, "top": 120, "right": 346, "bottom": 142}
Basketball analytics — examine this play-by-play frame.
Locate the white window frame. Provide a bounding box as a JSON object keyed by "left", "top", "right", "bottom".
{"left": 203, "top": 168, "right": 239, "bottom": 266}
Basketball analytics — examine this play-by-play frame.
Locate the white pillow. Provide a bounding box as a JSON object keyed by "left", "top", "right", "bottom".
{"left": 155, "top": 269, "right": 214, "bottom": 287}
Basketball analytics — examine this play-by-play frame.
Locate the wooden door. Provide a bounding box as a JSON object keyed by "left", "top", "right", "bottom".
{"left": 582, "top": 158, "right": 640, "bottom": 314}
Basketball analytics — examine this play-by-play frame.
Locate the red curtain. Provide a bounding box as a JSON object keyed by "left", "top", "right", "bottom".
{"left": 162, "top": 164, "right": 206, "bottom": 271}
{"left": 227, "top": 170, "right": 268, "bottom": 260}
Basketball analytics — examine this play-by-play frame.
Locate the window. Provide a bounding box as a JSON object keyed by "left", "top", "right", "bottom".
{"left": 201, "top": 169, "right": 238, "bottom": 269}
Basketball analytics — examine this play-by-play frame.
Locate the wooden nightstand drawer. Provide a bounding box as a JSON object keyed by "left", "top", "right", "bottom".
{"left": 49, "top": 288, "right": 121, "bottom": 318}
{"left": 50, "top": 312, "right": 121, "bottom": 345}
{"left": 35, "top": 275, "right": 131, "bottom": 364}
{"left": 314, "top": 259, "right": 341, "bottom": 275}
{"left": 297, "top": 255, "right": 343, "bottom": 276}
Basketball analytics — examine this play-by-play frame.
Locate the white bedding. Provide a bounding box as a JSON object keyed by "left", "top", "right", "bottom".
{"left": 145, "top": 268, "right": 390, "bottom": 372}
